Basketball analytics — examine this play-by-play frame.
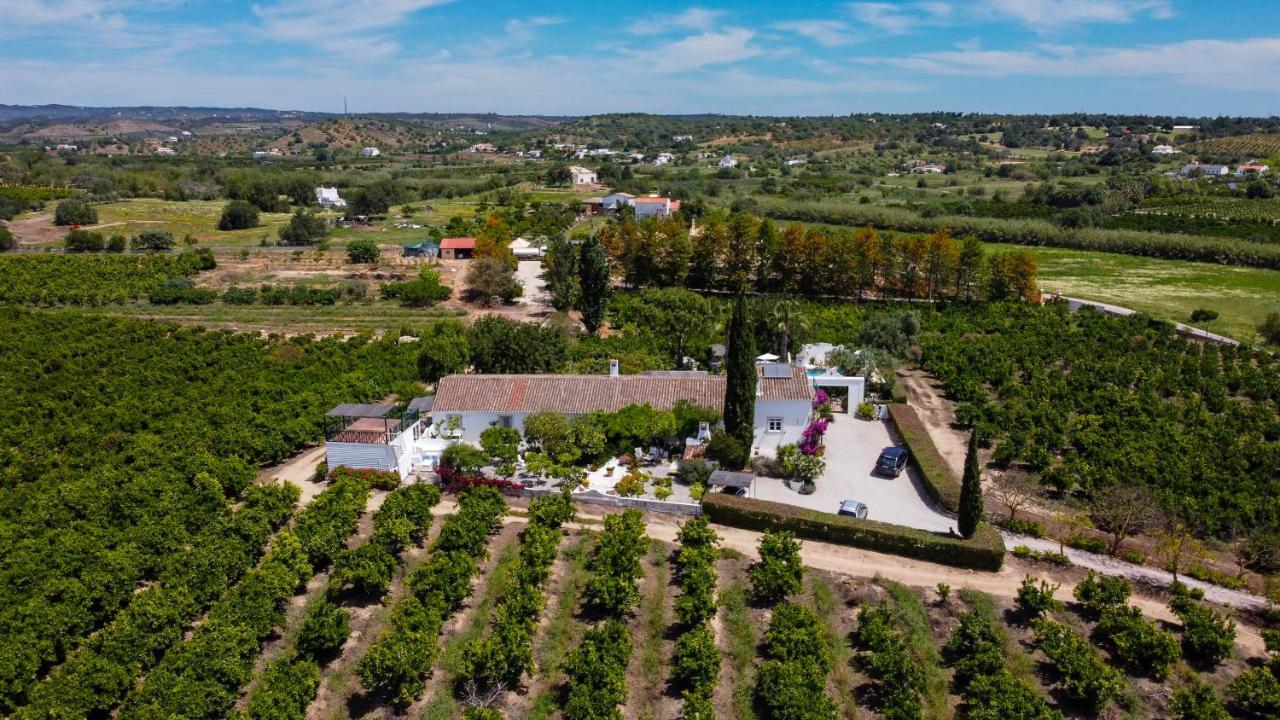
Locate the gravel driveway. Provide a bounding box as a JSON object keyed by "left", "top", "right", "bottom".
{"left": 515, "top": 260, "right": 549, "bottom": 308}
{"left": 751, "top": 415, "right": 956, "bottom": 533}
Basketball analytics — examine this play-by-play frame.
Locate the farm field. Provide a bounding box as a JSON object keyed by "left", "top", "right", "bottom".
{"left": 1027, "top": 245, "right": 1280, "bottom": 339}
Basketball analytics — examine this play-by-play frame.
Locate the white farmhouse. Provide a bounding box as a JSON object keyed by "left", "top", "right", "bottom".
{"left": 632, "top": 197, "right": 681, "bottom": 220}
{"left": 315, "top": 186, "right": 347, "bottom": 209}
{"left": 430, "top": 363, "right": 815, "bottom": 453}
{"left": 361, "top": 147, "right": 381, "bottom": 157}
{"left": 718, "top": 155, "right": 739, "bottom": 169}
{"left": 654, "top": 152, "right": 674, "bottom": 165}
{"left": 568, "top": 165, "right": 598, "bottom": 186}
{"left": 154, "top": 146, "right": 176, "bottom": 155}
{"left": 1152, "top": 144, "right": 1180, "bottom": 155}
{"left": 1180, "top": 163, "right": 1232, "bottom": 177}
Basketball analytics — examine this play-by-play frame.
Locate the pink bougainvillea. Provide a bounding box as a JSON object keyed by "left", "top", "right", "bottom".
{"left": 812, "top": 389, "right": 830, "bottom": 409}
{"left": 799, "top": 417, "right": 829, "bottom": 455}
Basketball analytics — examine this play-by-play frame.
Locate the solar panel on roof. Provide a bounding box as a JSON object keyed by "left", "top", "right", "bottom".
{"left": 762, "top": 363, "right": 792, "bottom": 378}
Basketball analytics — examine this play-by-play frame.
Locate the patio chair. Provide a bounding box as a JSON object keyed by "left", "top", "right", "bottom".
{"left": 634, "top": 447, "right": 651, "bottom": 464}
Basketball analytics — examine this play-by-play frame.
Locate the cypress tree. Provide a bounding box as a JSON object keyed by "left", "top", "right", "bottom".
{"left": 722, "top": 294, "right": 756, "bottom": 462}
{"left": 958, "top": 431, "right": 983, "bottom": 538}
{"left": 577, "top": 236, "right": 610, "bottom": 334}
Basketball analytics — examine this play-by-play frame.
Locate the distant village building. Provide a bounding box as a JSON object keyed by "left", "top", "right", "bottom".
{"left": 469, "top": 142, "right": 495, "bottom": 153}
{"left": 601, "top": 192, "right": 636, "bottom": 211}
{"left": 439, "top": 237, "right": 477, "bottom": 260}
{"left": 252, "top": 148, "right": 281, "bottom": 160}
{"left": 910, "top": 163, "right": 946, "bottom": 174}
{"left": 1237, "top": 163, "right": 1270, "bottom": 175}
{"left": 718, "top": 155, "right": 739, "bottom": 169}
{"left": 315, "top": 186, "right": 347, "bottom": 209}
{"left": 568, "top": 165, "right": 598, "bottom": 186}
{"left": 154, "top": 146, "right": 176, "bottom": 155}
{"left": 1152, "top": 144, "right": 1180, "bottom": 155}
{"left": 633, "top": 197, "right": 682, "bottom": 220}
{"left": 654, "top": 152, "right": 674, "bottom": 165}
{"left": 1180, "top": 163, "right": 1232, "bottom": 177}
{"left": 785, "top": 158, "right": 807, "bottom": 166}
{"left": 360, "top": 147, "right": 381, "bottom": 157}
{"left": 673, "top": 134, "right": 694, "bottom": 142}
{"left": 54, "top": 143, "right": 78, "bottom": 152}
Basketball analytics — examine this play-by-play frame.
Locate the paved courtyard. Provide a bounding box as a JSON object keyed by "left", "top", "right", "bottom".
{"left": 750, "top": 414, "right": 956, "bottom": 533}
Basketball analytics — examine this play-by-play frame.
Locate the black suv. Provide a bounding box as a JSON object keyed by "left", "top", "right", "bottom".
{"left": 874, "top": 447, "right": 909, "bottom": 477}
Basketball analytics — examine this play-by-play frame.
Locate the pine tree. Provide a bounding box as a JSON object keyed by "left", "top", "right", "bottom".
{"left": 722, "top": 295, "right": 756, "bottom": 463}
{"left": 958, "top": 431, "right": 983, "bottom": 538}
{"left": 577, "top": 236, "right": 610, "bottom": 334}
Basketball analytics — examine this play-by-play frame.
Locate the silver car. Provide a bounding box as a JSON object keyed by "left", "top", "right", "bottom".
{"left": 838, "top": 500, "right": 869, "bottom": 519}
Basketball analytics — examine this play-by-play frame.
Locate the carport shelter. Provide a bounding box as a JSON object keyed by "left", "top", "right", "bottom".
{"left": 708, "top": 470, "right": 754, "bottom": 489}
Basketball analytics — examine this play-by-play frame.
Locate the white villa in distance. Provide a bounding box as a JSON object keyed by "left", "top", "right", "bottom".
{"left": 1152, "top": 144, "right": 1180, "bottom": 154}
{"left": 568, "top": 165, "right": 598, "bottom": 186}
{"left": 718, "top": 155, "right": 739, "bottom": 169}
{"left": 361, "top": 147, "right": 381, "bottom": 157}
{"left": 315, "top": 186, "right": 347, "bottom": 209}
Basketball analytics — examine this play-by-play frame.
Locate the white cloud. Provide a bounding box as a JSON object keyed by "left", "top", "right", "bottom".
{"left": 773, "top": 19, "right": 852, "bottom": 47}
{"left": 620, "top": 28, "right": 763, "bottom": 73}
{"left": 849, "top": 1, "right": 952, "bottom": 34}
{"left": 871, "top": 36, "right": 1280, "bottom": 92}
{"left": 250, "top": 0, "right": 453, "bottom": 60}
{"left": 627, "top": 7, "right": 724, "bottom": 36}
{"left": 980, "top": 0, "right": 1173, "bottom": 29}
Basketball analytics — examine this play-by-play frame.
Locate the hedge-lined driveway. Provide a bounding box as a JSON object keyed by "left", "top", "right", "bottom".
{"left": 750, "top": 415, "right": 956, "bottom": 533}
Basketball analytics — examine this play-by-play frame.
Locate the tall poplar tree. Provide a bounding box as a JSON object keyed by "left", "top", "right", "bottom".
{"left": 578, "top": 236, "right": 610, "bottom": 334}
{"left": 958, "top": 431, "right": 984, "bottom": 538}
{"left": 722, "top": 294, "right": 757, "bottom": 459}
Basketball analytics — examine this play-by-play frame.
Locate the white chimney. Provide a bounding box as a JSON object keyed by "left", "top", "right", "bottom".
{"left": 609, "top": 359, "right": 619, "bottom": 377}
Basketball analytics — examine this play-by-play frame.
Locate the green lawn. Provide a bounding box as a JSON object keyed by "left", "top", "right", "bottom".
{"left": 1028, "top": 246, "right": 1280, "bottom": 340}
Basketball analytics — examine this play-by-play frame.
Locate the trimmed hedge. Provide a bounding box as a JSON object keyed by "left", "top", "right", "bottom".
{"left": 887, "top": 403, "right": 962, "bottom": 512}
{"left": 702, "top": 493, "right": 1004, "bottom": 571}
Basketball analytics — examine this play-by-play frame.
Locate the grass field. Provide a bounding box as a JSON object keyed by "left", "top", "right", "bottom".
{"left": 91, "top": 199, "right": 297, "bottom": 248}
{"left": 1028, "top": 245, "right": 1280, "bottom": 340}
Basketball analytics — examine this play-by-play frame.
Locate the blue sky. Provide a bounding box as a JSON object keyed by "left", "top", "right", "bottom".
{"left": 1, "top": 0, "right": 1277, "bottom": 115}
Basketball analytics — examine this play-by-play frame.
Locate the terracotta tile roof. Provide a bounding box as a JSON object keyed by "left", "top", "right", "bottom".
{"left": 433, "top": 366, "right": 811, "bottom": 415}
{"left": 440, "top": 237, "right": 476, "bottom": 249}
{"left": 632, "top": 197, "right": 670, "bottom": 203}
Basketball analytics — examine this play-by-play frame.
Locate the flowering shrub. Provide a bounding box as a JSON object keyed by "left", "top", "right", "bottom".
{"left": 329, "top": 466, "right": 401, "bottom": 490}
{"left": 799, "top": 418, "right": 829, "bottom": 456}
{"left": 812, "top": 390, "right": 830, "bottom": 408}
{"left": 436, "top": 465, "right": 523, "bottom": 495}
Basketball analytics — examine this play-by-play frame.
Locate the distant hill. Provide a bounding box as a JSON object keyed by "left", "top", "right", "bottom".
{"left": 0, "top": 105, "right": 569, "bottom": 142}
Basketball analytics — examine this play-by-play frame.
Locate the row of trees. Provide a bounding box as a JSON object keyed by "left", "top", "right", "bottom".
{"left": 563, "top": 510, "right": 647, "bottom": 720}
{"left": 669, "top": 517, "right": 721, "bottom": 719}
{"left": 356, "top": 485, "right": 507, "bottom": 706}
{"left": 592, "top": 210, "right": 1038, "bottom": 302}
{"left": 115, "top": 476, "right": 372, "bottom": 720}
{"left": 456, "top": 492, "right": 574, "bottom": 709}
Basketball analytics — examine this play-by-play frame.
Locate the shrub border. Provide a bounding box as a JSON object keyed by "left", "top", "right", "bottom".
{"left": 702, "top": 493, "right": 1004, "bottom": 571}
{"left": 887, "top": 402, "right": 962, "bottom": 513}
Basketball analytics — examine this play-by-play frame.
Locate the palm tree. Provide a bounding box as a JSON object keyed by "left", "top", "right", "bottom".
{"left": 762, "top": 295, "right": 808, "bottom": 359}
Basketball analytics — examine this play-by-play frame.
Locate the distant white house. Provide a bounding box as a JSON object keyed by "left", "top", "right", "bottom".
{"left": 315, "top": 186, "right": 347, "bottom": 209}
{"left": 252, "top": 148, "right": 281, "bottom": 160}
{"left": 654, "top": 152, "right": 674, "bottom": 165}
{"left": 181, "top": 130, "right": 192, "bottom": 137}
{"left": 569, "top": 165, "right": 598, "bottom": 186}
{"left": 1152, "top": 144, "right": 1180, "bottom": 155}
{"left": 718, "top": 155, "right": 739, "bottom": 169}
{"left": 673, "top": 134, "right": 693, "bottom": 142}
{"left": 54, "top": 143, "right": 78, "bottom": 152}
{"left": 601, "top": 192, "right": 635, "bottom": 211}
{"left": 361, "top": 147, "right": 381, "bottom": 157}
{"left": 785, "top": 158, "right": 807, "bottom": 166}
{"left": 469, "top": 142, "right": 495, "bottom": 153}
{"left": 526, "top": 149, "right": 542, "bottom": 158}
{"left": 910, "top": 163, "right": 946, "bottom": 174}
{"left": 589, "top": 148, "right": 617, "bottom": 158}
{"left": 1172, "top": 125, "right": 1197, "bottom": 131}
{"left": 154, "top": 146, "right": 176, "bottom": 155}
{"left": 1237, "top": 163, "right": 1270, "bottom": 176}
{"left": 633, "top": 197, "right": 682, "bottom": 220}
{"left": 1180, "top": 163, "right": 1231, "bottom": 177}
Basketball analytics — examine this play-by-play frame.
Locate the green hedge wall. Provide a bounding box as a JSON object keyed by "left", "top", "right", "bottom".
{"left": 887, "top": 403, "right": 962, "bottom": 513}
{"left": 701, "top": 494, "right": 1004, "bottom": 571}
